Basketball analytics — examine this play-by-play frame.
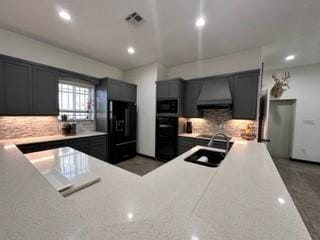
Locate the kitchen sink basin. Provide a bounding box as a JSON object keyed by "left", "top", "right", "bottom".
{"left": 184, "top": 149, "right": 226, "bottom": 167}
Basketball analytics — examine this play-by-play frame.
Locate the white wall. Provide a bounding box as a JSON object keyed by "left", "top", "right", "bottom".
{"left": 168, "top": 48, "right": 262, "bottom": 79}
{"left": 157, "top": 64, "right": 168, "bottom": 81}
{"left": 263, "top": 63, "right": 320, "bottom": 162}
{"left": 0, "top": 28, "right": 123, "bottom": 79}
{"left": 124, "top": 63, "right": 159, "bottom": 157}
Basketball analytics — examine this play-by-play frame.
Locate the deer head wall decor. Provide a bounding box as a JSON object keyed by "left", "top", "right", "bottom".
{"left": 271, "top": 72, "right": 291, "bottom": 98}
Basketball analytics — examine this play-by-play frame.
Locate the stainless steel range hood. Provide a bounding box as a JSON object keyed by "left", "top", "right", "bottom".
{"left": 197, "top": 78, "right": 232, "bottom": 109}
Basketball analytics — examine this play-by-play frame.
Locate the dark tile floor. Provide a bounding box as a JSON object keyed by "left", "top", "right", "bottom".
{"left": 116, "top": 156, "right": 164, "bottom": 176}
{"left": 273, "top": 158, "right": 320, "bottom": 240}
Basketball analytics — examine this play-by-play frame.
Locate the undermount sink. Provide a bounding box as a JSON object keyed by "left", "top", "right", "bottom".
{"left": 184, "top": 149, "right": 226, "bottom": 167}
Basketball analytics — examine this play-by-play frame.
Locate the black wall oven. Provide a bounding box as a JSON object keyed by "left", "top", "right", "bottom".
{"left": 156, "top": 116, "right": 178, "bottom": 161}
{"left": 157, "top": 99, "right": 178, "bottom": 114}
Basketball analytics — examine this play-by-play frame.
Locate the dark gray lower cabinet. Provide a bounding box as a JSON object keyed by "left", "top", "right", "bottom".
{"left": 38, "top": 140, "right": 66, "bottom": 150}
{"left": 17, "top": 143, "right": 40, "bottom": 154}
{"left": 67, "top": 137, "right": 91, "bottom": 154}
{"left": 0, "top": 60, "right": 4, "bottom": 114}
{"left": 89, "top": 136, "right": 107, "bottom": 161}
{"left": 18, "top": 135, "right": 108, "bottom": 162}
{"left": 32, "top": 66, "right": 59, "bottom": 115}
{"left": 178, "top": 137, "right": 210, "bottom": 155}
{"left": 3, "top": 59, "right": 32, "bottom": 115}
{"left": 178, "top": 136, "right": 231, "bottom": 155}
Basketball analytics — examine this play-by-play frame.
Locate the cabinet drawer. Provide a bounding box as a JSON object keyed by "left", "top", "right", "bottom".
{"left": 38, "top": 140, "right": 66, "bottom": 151}
{"left": 195, "top": 139, "right": 210, "bottom": 146}
{"left": 67, "top": 138, "right": 91, "bottom": 151}
{"left": 18, "top": 144, "right": 39, "bottom": 154}
{"left": 90, "top": 135, "right": 107, "bottom": 145}
{"left": 179, "top": 137, "right": 195, "bottom": 144}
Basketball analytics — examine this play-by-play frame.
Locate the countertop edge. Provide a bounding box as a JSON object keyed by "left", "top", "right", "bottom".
{"left": 0, "top": 131, "right": 108, "bottom": 145}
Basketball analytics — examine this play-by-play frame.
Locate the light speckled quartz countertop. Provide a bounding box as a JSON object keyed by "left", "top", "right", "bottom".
{"left": 0, "top": 141, "right": 311, "bottom": 239}
{"left": 0, "top": 131, "right": 107, "bottom": 145}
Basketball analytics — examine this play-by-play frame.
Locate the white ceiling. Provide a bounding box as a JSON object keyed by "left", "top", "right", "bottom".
{"left": 0, "top": 0, "right": 320, "bottom": 70}
{"left": 262, "top": 33, "right": 320, "bottom": 70}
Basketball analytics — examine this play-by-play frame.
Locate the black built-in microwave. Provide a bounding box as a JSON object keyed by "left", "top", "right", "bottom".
{"left": 157, "top": 99, "right": 178, "bottom": 114}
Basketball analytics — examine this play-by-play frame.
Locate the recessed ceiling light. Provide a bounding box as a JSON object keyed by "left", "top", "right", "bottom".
{"left": 127, "top": 212, "right": 133, "bottom": 220}
{"left": 59, "top": 10, "right": 71, "bottom": 21}
{"left": 195, "top": 17, "right": 206, "bottom": 28}
{"left": 191, "top": 236, "right": 199, "bottom": 240}
{"left": 285, "top": 55, "right": 295, "bottom": 61}
{"left": 278, "top": 197, "right": 286, "bottom": 205}
{"left": 128, "top": 47, "right": 135, "bottom": 55}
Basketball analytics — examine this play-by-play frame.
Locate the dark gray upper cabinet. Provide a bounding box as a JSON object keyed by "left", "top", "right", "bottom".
{"left": 105, "top": 79, "right": 137, "bottom": 103}
{"left": 156, "top": 82, "right": 168, "bottom": 99}
{"left": 168, "top": 81, "right": 179, "bottom": 98}
{"left": 231, "top": 71, "right": 259, "bottom": 120}
{"left": 120, "top": 82, "right": 137, "bottom": 103}
{"left": 183, "top": 80, "right": 203, "bottom": 118}
{"left": 107, "top": 79, "right": 121, "bottom": 100}
{"left": 32, "top": 66, "right": 59, "bottom": 115}
{"left": 3, "top": 59, "right": 32, "bottom": 115}
{"left": 156, "top": 79, "right": 183, "bottom": 99}
{"left": 0, "top": 54, "right": 99, "bottom": 116}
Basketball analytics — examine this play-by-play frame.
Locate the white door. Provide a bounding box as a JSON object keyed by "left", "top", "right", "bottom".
{"left": 267, "top": 100, "right": 295, "bottom": 158}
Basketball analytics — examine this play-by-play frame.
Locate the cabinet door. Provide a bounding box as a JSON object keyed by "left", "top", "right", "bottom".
{"left": 184, "top": 80, "right": 202, "bottom": 118}
{"left": 121, "top": 83, "right": 136, "bottom": 103}
{"left": 67, "top": 137, "right": 91, "bottom": 154}
{"left": 17, "top": 143, "right": 39, "bottom": 154}
{"left": 108, "top": 80, "right": 121, "bottom": 100}
{"left": 90, "top": 136, "right": 107, "bottom": 161}
{"left": 168, "top": 81, "right": 179, "bottom": 98}
{"left": 232, "top": 72, "right": 259, "bottom": 120}
{"left": 32, "top": 66, "right": 59, "bottom": 115}
{"left": 37, "top": 140, "right": 66, "bottom": 151}
{"left": 156, "top": 82, "right": 168, "bottom": 99}
{"left": 3, "top": 60, "right": 32, "bottom": 114}
{"left": 178, "top": 137, "right": 195, "bottom": 154}
{"left": 0, "top": 60, "right": 4, "bottom": 114}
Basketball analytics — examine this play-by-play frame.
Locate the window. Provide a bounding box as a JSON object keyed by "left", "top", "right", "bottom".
{"left": 58, "top": 81, "right": 95, "bottom": 121}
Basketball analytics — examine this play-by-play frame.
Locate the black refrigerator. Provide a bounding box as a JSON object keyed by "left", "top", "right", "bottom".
{"left": 108, "top": 100, "right": 137, "bottom": 164}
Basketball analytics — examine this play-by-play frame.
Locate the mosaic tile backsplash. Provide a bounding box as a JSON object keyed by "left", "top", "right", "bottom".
{"left": 182, "top": 109, "right": 257, "bottom": 138}
{"left": 0, "top": 117, "right": 96, "bottom": 140}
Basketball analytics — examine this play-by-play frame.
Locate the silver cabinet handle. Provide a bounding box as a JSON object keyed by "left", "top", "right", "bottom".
{"left": 115, "top": 140, "right": 136, "bottom": 147}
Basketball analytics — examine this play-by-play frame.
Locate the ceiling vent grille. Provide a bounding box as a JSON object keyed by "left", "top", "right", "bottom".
{"left": 125, "top": 12, "right": 144, "bottom": 26}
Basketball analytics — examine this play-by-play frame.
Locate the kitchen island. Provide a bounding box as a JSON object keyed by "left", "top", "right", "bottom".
{"left": 0, "top": 140, "right": 311, "bottom": 240}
